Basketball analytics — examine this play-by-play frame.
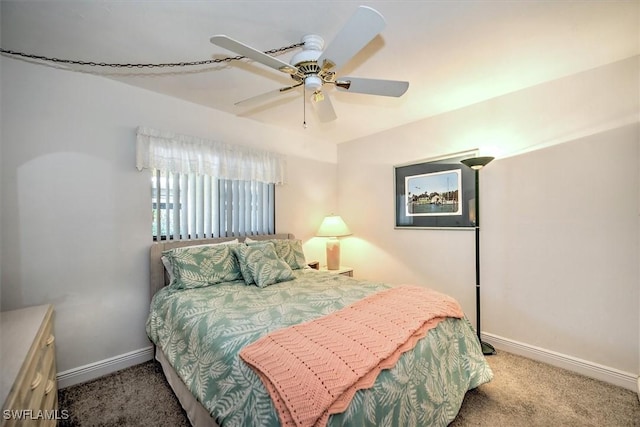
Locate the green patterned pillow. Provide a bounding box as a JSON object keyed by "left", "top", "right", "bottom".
{"left": 246, "top": 238, "right": 307, "bottom": 270}
{"left": 234, "top": 243, "right": 295, "bottom": 288}
{"left": 231, "top": 244, "right": 256, "bottom": 285}
{"left": 161, "top": 239, "right": 239, "bottom": 285}
{"left": 163, "top": 244, "right": 242, "bottom": 289}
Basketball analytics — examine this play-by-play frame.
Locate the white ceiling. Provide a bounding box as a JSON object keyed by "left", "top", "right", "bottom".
{"left": 2, "top": 1, "right": 638, "bottom": 144}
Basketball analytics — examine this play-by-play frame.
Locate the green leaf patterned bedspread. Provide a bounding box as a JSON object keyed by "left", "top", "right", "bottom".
{"left": 146, "top": 269, "right": 493, "bottom": 427}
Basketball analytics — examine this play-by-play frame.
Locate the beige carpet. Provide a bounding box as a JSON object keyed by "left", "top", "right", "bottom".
{"left": 59, "top": 351, "right": 639, "bottom": 426}
{"left": 451, "top": 352, "right": 639, "bottom": 427}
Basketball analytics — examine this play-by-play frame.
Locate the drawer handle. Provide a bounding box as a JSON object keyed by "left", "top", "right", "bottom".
{"left": 31, "top": 372, "right": 42, "bottom": 390}
{"left": 45, "top": 379, "right": 55, "bottom": 395}
{"left": 46, "top": 335, "right": 55, "bottom": 346}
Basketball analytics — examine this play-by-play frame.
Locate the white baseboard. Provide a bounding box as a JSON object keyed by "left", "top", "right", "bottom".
{"left": 482, "top": 333, "right": 637, "bottom": 392}
{"left": 57, "top": 346, "right": 154, "bottom": 389}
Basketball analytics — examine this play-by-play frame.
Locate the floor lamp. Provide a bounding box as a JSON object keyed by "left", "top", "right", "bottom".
{"left": 461, "top": 156, "right": 496, "bottom": 356}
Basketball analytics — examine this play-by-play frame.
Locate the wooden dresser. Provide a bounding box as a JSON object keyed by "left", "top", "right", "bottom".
{"left": 1, "top": 305, "right": 58, "bottom": 426}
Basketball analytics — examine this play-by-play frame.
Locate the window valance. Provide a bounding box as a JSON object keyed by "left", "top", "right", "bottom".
{"left": 135, "top": 126, "right": 286, "bottom": 184}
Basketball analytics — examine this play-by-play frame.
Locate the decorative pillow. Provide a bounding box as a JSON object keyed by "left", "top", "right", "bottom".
{"left": 231, "top": 244, "right": 256, "bottom": 285}
{"left": 161, "top": 239, "right": 239, "bottom": 285}
{"left": 162, "top": 244, "right": 242, "bottom": 289}
{"left": 234, "top": 242, "right": 295, "bottom": 288}
{"left": 246, "top": 238, "right": 307, "bottom": 270}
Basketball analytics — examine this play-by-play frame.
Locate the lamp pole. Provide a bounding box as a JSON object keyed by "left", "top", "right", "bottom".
{"left": 461, "top": 156, "right": 496, "bottom": 356}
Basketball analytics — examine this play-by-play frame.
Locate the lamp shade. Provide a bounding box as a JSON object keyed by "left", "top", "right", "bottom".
{"left": 460, "top": 156, "right": 494, "bottom": 170}
{"left": 316, "top": 215, "right": 352, "bottom": 238}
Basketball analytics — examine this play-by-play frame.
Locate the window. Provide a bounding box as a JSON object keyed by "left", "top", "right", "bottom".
{"left": 136, "top": 126, "right": 285, "bottom": 242}
{"left": 151, "top": 169, "right": 275, "bottom": 240}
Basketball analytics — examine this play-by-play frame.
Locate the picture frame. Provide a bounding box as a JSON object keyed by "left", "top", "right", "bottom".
{"left": 394, "top": 151, "right": 478, "bottom": 229}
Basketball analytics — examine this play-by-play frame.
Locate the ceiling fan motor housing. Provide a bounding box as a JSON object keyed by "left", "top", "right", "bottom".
{"left": 290, "top": 34, "right": 326, "bottom": 90}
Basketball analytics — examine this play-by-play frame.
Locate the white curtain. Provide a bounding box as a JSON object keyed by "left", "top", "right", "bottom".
{"left": 136, "top": 126, "right": 287, "bottom": 185}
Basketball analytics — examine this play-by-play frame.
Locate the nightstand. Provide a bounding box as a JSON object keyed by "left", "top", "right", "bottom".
{"left": 319, "top": 266, "right": 353, "bottom": 277}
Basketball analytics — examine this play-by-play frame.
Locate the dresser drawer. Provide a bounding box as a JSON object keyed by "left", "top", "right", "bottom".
{"left": 1, "top": 305, "right": 57, "bottom": 427}
{"left": 26, "top": 340, "right": 56, "bottom": 412}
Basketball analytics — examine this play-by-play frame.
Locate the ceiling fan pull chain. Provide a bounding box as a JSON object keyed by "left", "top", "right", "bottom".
{"left": 302, "top": 85, "right": 307, "bottom": 129}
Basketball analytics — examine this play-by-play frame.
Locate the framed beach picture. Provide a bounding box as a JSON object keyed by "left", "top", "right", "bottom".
{"left": 394, "top": 151, "right": 477, "bottom": 229}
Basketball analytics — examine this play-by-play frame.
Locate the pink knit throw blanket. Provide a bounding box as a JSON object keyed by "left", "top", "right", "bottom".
{"left": 239, "top": 285, "right": 465, "bottom": 427}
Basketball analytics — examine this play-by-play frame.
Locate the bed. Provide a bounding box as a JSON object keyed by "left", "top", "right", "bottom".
{"left": 146, "top": 234, "right": 492, "bottom": 427}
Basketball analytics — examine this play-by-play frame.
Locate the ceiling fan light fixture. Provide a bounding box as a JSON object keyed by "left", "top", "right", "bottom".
{"left": 305, "top": 75, "right": 323, "bottom": 91}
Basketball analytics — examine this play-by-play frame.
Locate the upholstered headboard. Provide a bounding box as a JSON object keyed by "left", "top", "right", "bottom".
{"left": 149, "top": 234, "right": 295, "bottom": 299}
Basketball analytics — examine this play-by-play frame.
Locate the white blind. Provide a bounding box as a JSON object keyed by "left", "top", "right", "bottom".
{"left": 136, "top": 126, "right": 287, "bottom": 185}
{"left": 139, "top": 126, "right": 280, "bottom": 240}
{"left": 152, "top": 170, "right": 275, "bottom": 240}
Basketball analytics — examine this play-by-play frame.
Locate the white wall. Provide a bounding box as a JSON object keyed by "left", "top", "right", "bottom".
{"left": 0, "top": 58, "right": 337, "bottom": 373}
{"left": 338, "top": 56, "right": 639, "bottom": 379}
{"left": 483, "top": 124, "right": 638, "bottom": 371}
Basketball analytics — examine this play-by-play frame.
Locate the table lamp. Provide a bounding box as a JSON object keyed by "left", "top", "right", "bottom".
{"left": 316, "top": 215, "right": 352, "bottom": 270}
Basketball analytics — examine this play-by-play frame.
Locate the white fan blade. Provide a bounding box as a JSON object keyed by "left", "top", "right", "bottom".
{"left": 210, "top": 35, "right": 298, "bottom": 75}
{"left": 311, "top": 91, "right": 337, "bottom": 122}
{"left": 335, "top": 77, "right": 409, "bottom": 97}
{"left": 235, "top": 84, "right": 301, "bottom": 107}
{"left": 317, "top": 6, "right": 386, "bottom": 72}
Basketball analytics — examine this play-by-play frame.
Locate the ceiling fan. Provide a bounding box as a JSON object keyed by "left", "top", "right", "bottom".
{"left": 209, "top": 5, "right": 409, "bottom": 123}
